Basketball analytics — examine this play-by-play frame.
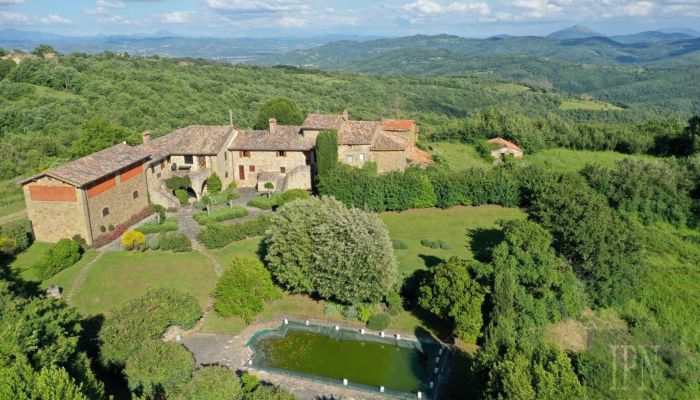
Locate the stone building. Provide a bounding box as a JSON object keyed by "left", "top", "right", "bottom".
{"left": 21, "top": 111, "right": 430, "bottom": 245}
{"left": 20, "top": 144, "right": 151, "bottom": 245}
{"left": 488, "top": 137, "right": 524, "bottom": 161}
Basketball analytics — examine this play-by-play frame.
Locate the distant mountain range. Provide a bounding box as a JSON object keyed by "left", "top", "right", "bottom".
{"left": 1, "top": 26, "right": 699, "bottom": 66}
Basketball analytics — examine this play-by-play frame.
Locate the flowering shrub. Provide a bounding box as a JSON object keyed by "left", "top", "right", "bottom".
{"left": 93, "top": 207, "right": 153, "bottom": 248}
{"left": 121, "top": 230, "right": 146, "bottom": 251}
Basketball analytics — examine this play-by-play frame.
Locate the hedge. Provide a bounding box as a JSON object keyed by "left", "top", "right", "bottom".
{"left": 193, "top": 206, "right": 248, "bottom": 226}
{"left": 159, "top": 232, "right": 192, "bottom": 252}
{"left": 135, "top": 217, "right": 178, "bottom": 234}
{"left": 33, "top": 238, "right": 82, "bottom": 280}
{"left": 197, "top": 215, "right": 271, "bottom": 249}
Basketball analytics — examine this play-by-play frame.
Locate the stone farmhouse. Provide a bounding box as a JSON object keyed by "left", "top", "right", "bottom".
{"left": 488, "top": 137, "right": 524, "bottom": 161}
{"left": 21, "top": 111, "right": 429, "bottom": 245}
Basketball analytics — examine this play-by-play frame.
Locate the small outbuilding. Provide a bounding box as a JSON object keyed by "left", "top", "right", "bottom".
{"left": 488, "top": 137, "right": 524, "bottom": 161}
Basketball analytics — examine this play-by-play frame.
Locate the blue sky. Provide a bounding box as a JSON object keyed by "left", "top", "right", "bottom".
{"left": 1, "top": 0, "right": 699, "bottom": 38}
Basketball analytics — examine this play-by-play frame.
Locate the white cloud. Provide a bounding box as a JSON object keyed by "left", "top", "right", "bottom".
{"left": 84, "top": 0, "right": 125, "bottom": 16}
{"left": 0, "top": 10, "right": 29, "bottom": 24}
{"left": 40, "top": 14, "right": 74, "bottom": 25}
{"left": 0, "top": 0, "right": 25, "bottom": 6}
{"left": 153, "top": 11, "right": 193, "bottom": 24}
{"left": 204, "top": 0, "right": 309, "bottom": 14}
{"left": 402, "top": 0, "right": 491, "bottom": 16}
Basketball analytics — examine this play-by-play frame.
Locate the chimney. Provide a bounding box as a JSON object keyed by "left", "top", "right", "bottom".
{"left": 142, "top": 130, "right": 151, "bottom": 144}
{"left": 342, "top": 110, "right": 349, "bottom": 121}
{"left": 269, "top": 118, "right": 277, "bottom": 133}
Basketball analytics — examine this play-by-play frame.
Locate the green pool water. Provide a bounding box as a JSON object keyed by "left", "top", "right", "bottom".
{"left": 255, "top": 330, "right": 430, "bottom": 393}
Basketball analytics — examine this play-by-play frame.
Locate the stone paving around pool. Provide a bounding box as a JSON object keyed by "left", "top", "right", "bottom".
{"left": 181, "top": 318, "right": 426, "bottom": 400}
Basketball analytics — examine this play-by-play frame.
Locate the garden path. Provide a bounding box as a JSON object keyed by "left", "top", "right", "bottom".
{"left": 174, "top": 208, "right": 222, "bottom": 276}
{"left": 65, "top": 250, "right": 105, "bottom": 302}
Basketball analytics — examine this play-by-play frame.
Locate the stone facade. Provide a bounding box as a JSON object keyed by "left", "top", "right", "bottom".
{"left": 229, "top": 150, "right": 312, "bottom": 190}
{"left": 372, "top": 149, "right": 411, "bottom": 174}
{"left": 85, "top": 165, "right": 149, "bottom": 241}
{"left": 23, "top": 177, "right": 89, "bottom": 244}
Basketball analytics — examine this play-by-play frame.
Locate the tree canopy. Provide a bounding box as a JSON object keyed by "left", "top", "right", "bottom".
{"left": 253, "top": 97, "right": 304, "bottom": 129}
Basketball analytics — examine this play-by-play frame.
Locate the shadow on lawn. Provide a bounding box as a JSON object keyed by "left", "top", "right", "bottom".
{"left": 419, "top": 254, "right": 443, "bottom": 268}
{"left": 468, "top": 227, "right": 504, "bottom": 263}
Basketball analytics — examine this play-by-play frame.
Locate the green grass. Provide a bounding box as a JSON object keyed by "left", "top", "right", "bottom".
{"left": 211, "top": 237, "right": 263, "bottom": 267}
{"left": 427, "top": 141, "right": 661, "bottom": 173}
{"left": 423, "top": 142, "right": 492, "bottom": 171}
{"left": 69, "top": 250, "right": 216, "bottom": 316}
{"left": 42, "top": 250, "right": 99, "bottom": 292}
{"left": 559, "top": 98, "right": 623, "bottom": 111}
{"left": 193, "top": 206, "right": 248, "bottom": 226}
{"left": 380, "top": 206, "right": 526, "bottom": 274}
{"left": 134, "top": 217, "right": 178, "bottom": 234}
{"left": 527, "top": 148, "right": 659, "bottom": 172}
{"left": 7, "top": 242, "right": 52, "bottom": 281}
{"left": 0, "top": 202, "right": 26, "bottom": 222}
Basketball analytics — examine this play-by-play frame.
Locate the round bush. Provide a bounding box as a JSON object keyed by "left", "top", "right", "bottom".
{"left": 343, "top": 305, "right": 358, "bottom": 320}
{"left": 367, "top": 313, "right": 391, "bottom": 331}
{"left": 147, "top": 236, "right": 160, "bottom": 250}
{"left": 182, "top": 366, "right": 240, "bottom": 400}
{"left": 121, "top": 230, "right": 146, "bottom": 251}
{"left": 124, "top": 341, "right": 194, "bottom": 398}
{"left": 323, "top": 302, "right": 343, "bottom": 317}
{"left": 392, "top": 239, "right": 408, "bottom": 250}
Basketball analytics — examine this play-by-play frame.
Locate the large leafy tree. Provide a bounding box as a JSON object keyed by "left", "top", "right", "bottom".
{"left": 253, "top": 97, "right": 304, "bottom": 129}
{"left": 71, "top": 118, "right": 140, "bottom": 158}
{"left": 527, "top": 173, "right": 643, "bottom": 307}
{"left": 265, "top": 196, "right": 397, "bottom": 304}
{"left": 213, "top": 256, "right": 281, "bottom": 323}
{"left": 418, "top": 257, "right": 486, "bottom": 342}
{"left": 491, "top": 219, "right": 584, "bottom": 334}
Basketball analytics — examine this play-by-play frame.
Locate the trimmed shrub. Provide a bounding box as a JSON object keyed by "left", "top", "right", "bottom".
{"left": 357, "top": 304, "right": 372, "bottom": 323}
{"left": 152, "top": 204, "right": 166, "bottom": 223}
{"left": 197, "top": 215, "right": 271, "bottom": 249}
{"left": 323, "top": 302, "right": 344, "bottom": 317}
{"left": 392, "top": 239, "right": 408, "bottom": 250}
{"left": 99, "top": 288, "right": 202, "bottom": 367}
{"left": 0, "top": 235, "right": 18, "bottom": 255}
{"left": 207, "top": 173, "right": 222, "bottom": 194}
{"left": 213, "top": 256, "right": 281, "bottom": 323}
{"left": 343, "top": 305, "right": 358, "bottom": 320}
{"left": 135, "top": 217, "right": 178, "bottom": 234}
{"left": 92, "top": 207, "right": 153, "bottom": 248}
{"left": 420, "top": 239, "right": 451, "bottom": 249}
{"left": 147, "top": 236, "right": 160, "bottom": 250}
{"left": 439, "top": 241, "right": 453, "bottom": 250}
{"left": 0, "top": 221, "right": 30, "bottom": 254}
{"left": 182, "top": 366, "right": 241, "bottom": 400}
{"left": 34, "top": 238, "right": 82, "bottom": 280}
{"left": 71, "top": 234, "right": 88, "bottom": 251}
{"left": 247, "top": 196, "right": 275, "bottom": 210}
{"left": 367, "top": 314, "right": 391, "bottom": 331}
{"left": 316, "top": 130, "right": 338, "bottom": 176}
{"left": 193, "top": 206, "right": 248, "bottom": 226}
{"left": 275, "top": 189, "right": 310, "bottom": 207}
{"left": 121, "top": 230, "right": 146, "bottom": 251}
{"left": 124, "top": 340, "right": 194, "bottom": 398}
{"left": 159, "top": 232, "right": 192, "bottom": 252}
{"left": 386, "top": 291, "right": 404, "bottom": 316}
{"left": 175, "top": 188, "right": 188, "bottom": 205}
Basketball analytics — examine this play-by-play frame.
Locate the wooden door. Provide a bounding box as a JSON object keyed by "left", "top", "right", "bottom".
{"left": 238, "top": 165, "right": 245, "bottom": 180}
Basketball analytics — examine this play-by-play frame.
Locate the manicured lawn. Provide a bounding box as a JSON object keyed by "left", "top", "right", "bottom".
{"left": 7, "top": 242, "right": 53, "bottom": 281}
{"left": 0, "top": 201, "right": 26, "bottom": 221}
{"left": 380, "top": 206, "right": 526, "bottom": 274}
{"left": 42, "top": 250, "right": 100, "bottom": 292}
{"left": 423, "top": 142, "right": 492, "bottom": 171}
{"left": 70, "top": 250, "right": 216, "bottom": 316}
{"left": 211, "top": 237, "right": 263, "bottom": 267}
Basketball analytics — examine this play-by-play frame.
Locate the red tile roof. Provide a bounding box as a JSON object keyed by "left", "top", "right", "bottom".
{"left": 382, "top": 119, "right": 415, "bottom": 131}
{"left": 488, "top": 137, "right": 523, "bottom": 152}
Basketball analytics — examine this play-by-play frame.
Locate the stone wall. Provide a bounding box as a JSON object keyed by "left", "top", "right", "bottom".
{"left": 371, "top": 150, "right": 409, "bottom": 174}
{"left": 86, "top": 165, "right": 149, "bottom": 240}
{"left": 23, "top": 177, "right": 89, "bottom": 244}
{"left": 338, "top": 144, "right": 372, "bottom": 168}
{"left": 230, "top": 150, "right": 310, "bottom": 188}
{"left": 281, "top": 165, "right": 312, "bottom": 191}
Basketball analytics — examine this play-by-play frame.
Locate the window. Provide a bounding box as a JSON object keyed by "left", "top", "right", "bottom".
{"left": 240, "top": 151, "right": 251, "bottom": 158}
{"left": 225, "top": 171, "right": 229, "bottom": 178}
{"left": 359, "top": 153, "right": 365, "bottom": 161}
{"left": 280, "top": 167, "right": 286, "bottom": 173}
{"left": 249, "top": 165, "right": 256, "bottom": 172}
{"left": 277, "top": 151, "right": 286, "bottom": 157}
{"left": 184, "top": 155, "right": 194, "bottom": 164}
{"left": 160, "top": 161, "right": 165, "bottom": 169}
{"left": 102, "top": 207, "right": 110, "bottom": 217}
{"left": 156, "top": 172, "right": 162, "bottom": 179}
{"left": 132, "top": 190, "right": 139, "bottom": 199}
{"left": 346, "top": 155, "right": 353, "bottom": 162}
{"left": 224, "top": 152, "right": 228, "bottom": 160}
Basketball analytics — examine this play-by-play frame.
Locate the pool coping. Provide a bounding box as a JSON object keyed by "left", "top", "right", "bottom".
{"left": 244, "top": 318, "right": 448, "bottom": 399}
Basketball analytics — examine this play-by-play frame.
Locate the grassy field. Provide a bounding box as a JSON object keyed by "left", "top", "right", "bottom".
{"left": 427, "top": 141, "right": 660, "bottom": 173}
{"left": 69, "top": 250, "right": 216, "bottom": 316}
{"left": 559, "top": 98, "right": 624, "bottom": 111}
{"left": 380, "top": 206, "right": 525, "bottom": 274}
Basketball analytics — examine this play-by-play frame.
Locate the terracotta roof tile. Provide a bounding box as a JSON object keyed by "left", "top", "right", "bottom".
{"left": 44, "top": 143, "right": 150, "bottom": 187}
{"left": 371, "top": 131, "right": 409, "bottom": 151}
{"left": 149, "top": 125, "right": 234, "bottom": 155}
{"left": 409, "top": 147, "right": 435, "bottom": 167}
{"left": 382, "top": 119, "right": 415, "bottom": 131}
{"left": 488, "top": 137, "right": 523, "bottom": 152}
{"left": 229, "top": 126, "right": 314, "bottom": 151}
{"left": 302, "top": 114, "right": 345, "bottom": 131}
{"left": 338, "top": 120, "right": 381, "bottom": 145}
